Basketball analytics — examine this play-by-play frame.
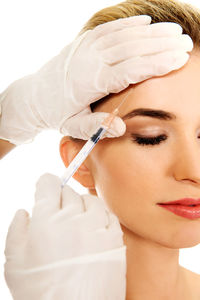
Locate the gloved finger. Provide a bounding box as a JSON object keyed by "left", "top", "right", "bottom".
{"left": 93, "top": 214, "right": 125, "bottom": 250}
{"left": 95, "top": 22, "right": 183, "bottom": 50}
{"left": 113, "top": 50, "right": 190, "bottom": 86}
{"left": 60, "top": 108, "right": 126, "bottom": 140}
{"left": 59, "top": 184, "right": 85, "bottom": 213}
{"left": 106, "top": 209, "right": 123, "bottom": 231}
{"left": 32, "top": 173, "right": 62, "bottom": 219}
{"left": 92, "top": 15, "right": 151, "bottom": 39}
{"left": 147, "top": 22, "right": 183, "bottom": 36}
{"left": 53, "top": 191, "right": 109, "bottom": 230}
{"left": 51, "top": 184, "right": 85, "bottom": 222}
{"left": 4, "top": 209, "right": 29, "bottom": 257}
{"left": 78, "top": 194, "right": 110, "bottom": 230}
{"left": 102, "top": 34, "right": 193, "bottom": 65}
{"left": 52, "top": 194, "right": 110, "bottom": 232}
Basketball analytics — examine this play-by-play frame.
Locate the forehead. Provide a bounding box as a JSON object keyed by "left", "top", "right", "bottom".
{"left": 93, "top": 50, "right": 200, "bottom": 120}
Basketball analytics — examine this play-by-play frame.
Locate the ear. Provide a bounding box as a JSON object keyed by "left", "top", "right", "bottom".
{"left": 59, "top": 136, "right": 95, "bottom": 189}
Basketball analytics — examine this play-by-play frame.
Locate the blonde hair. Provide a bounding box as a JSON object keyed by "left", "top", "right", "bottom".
{"left": 70, "top": 0, "right": 200, "bottom": 142}
{"left": 79, "top": 0, "right": 200, "bottom": 41}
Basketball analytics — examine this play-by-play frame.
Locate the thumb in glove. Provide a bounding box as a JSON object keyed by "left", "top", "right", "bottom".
{"left": 60, "top": 106, "right": 126, "bottom": 140}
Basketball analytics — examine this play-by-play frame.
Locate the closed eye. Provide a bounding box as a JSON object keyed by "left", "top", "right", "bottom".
{"left": 131, "top": 134, "right": 168, "bottom": 146}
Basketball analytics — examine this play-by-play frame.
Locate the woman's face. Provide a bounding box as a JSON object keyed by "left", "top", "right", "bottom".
{"left": 87, "top": 50, "right": 200, "bottom": 249}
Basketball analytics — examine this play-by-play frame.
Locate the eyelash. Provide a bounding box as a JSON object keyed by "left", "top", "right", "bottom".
{"left": 131, "top": 134, "right": 168, "bottom": 146}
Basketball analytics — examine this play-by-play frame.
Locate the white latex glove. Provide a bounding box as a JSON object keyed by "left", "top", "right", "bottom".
{"left": 0, "top": 15, "right": 193, "bottom": 145}
{"left": 4, "top": 173, "right": 126, "bottom": 300}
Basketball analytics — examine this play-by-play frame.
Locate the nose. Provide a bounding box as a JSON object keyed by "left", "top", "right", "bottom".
{"left": 172, "top": 137, "right": 200, "bottom": 185}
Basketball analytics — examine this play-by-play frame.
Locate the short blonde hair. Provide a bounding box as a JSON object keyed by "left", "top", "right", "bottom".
{"left": 79, "top": 0, "right": 200, "bottom": 44}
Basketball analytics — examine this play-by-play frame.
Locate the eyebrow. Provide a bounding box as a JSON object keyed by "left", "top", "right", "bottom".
{"left": 121, "top": 108, "right": 177, "bottom": 121}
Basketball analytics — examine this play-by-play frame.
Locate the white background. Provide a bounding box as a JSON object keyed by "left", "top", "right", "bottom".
{"left": 0, "top": 0, "right": 200, "bottom": 298}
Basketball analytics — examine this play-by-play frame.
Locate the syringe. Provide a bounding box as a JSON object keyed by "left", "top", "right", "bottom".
{"left": 60, "top": 88, "right": 133, "bottom": 188}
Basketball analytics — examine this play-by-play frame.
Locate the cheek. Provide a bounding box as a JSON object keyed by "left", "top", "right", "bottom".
{"left": 90, "top": 139, "right": 162, "bottom": 217}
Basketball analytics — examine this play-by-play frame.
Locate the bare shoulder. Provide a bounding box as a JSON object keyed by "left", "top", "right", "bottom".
{"left": 181, "top": 266, "right": 200, "bottom": 299}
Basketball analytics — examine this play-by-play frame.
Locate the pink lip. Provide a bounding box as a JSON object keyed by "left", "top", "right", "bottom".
{"left": 157, "top": 198, "right": 200, "bottom": 220}
{"left": 158, "top": 198, "right": 200, "bottom": 205}
{"left": 157, "top": 204, "right": 200, "bottom": 220}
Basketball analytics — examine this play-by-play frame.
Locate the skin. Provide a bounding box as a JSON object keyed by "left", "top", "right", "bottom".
{"left": 60, "top": 49, "right": 200, "bottom": 300}
{"left": 0, "top": 139, "right": 16, "bottom": 159}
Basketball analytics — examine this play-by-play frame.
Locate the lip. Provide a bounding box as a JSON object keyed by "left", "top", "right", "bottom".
{"left": 157, "top": 198, "right": 200, "bottom": 220}
{"left": 157, "top": 204, "right": 200, "bottom": 220}
{"left": 157, "top": 198, "right": 200, "bottom": 206}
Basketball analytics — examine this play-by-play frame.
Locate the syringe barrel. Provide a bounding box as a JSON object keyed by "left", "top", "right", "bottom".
{"left": 61, "top": 126, "right": 107, "bottom": 187}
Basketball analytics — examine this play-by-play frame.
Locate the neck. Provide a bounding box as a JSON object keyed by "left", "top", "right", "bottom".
{"left": 121, "top": 224, "right": 189, "bottom": 300}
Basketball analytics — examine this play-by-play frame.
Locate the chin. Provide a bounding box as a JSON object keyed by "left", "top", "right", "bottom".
{"left": 158, "top": 228, "right": 200, "bottom": 249}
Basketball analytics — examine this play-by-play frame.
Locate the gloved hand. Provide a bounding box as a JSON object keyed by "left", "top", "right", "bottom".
{"left": 4, "top": 173, "right": 126, "bottom": 300}
{"left": 0, "top": 15, "right": 193, "bottom": 145}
